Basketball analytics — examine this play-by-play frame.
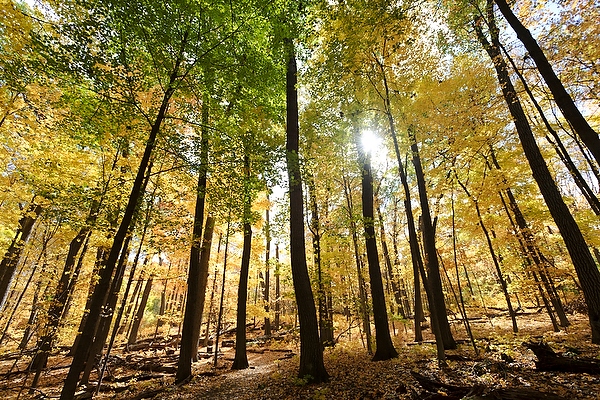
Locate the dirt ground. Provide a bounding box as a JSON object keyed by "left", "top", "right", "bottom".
{"left": 2, "top": 311, "right": 600, "bottom": 399}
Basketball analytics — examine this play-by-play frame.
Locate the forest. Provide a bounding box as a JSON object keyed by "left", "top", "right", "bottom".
{"left": 1, "top": 0, "right": 599, "bottom": 398}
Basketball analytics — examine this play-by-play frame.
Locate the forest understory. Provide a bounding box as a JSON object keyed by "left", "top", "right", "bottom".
{"left": 2, "top": 311, "right": 599, "bottom": 400}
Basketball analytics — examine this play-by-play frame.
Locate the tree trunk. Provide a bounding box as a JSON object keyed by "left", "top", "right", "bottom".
{"left": 274, "top": 243, "right": 281, "bottom": 332}
{"left": 409, "top": 128, "right": 456, "bottom": 349}
{"left": 264, "top": 206, "right": 272, "bottom": 336}
{"left": 190, "top": 215, "right": 215, "bottom": 361}
{"left": 308, "top": 174, "right": 334, "bottom": 346}
{"left": 128, "top": 270, "right": 154, "bottom": 345}
{"left": 376, "top": 200, "right": 404, "bottom": 318}
{"left": 475, "top": 3, "right": 600, "bottom": 344}
{"left": 342, "top": 173, "right": 373, "bottom": 354}
{"left": 79, "top": 235, "right": 133, "bottom": 386}
{"left": 60, "top": 61, "right": 182, "bottom": 400}
{"left": 494, "top": 0, "right": 600, "bottom": 166}
{"left": 232, "top": 155, "right": 253, "bottom": 370}
{"left": 285, "top": 39, "right": 328, "bottom": 383}
{"left": 175, "top": 91, "right": 209, "bottom": 383}
{"left": 0, "top": 202, "right": 43, "bottom": 309}
{"left": 357, "top": 143, "right": 398, "bottom": 361}
{"left": 214, "top": 218, "right": 231, "bottom": 369}
{"left": 30, "top": 199, "right": 100, "bottom": 379}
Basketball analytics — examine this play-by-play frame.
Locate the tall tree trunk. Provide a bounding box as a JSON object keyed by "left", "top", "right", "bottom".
{"left": 60, "top": 74, "right": 180, "bottom": 400}
{"left": 493, "top": 0, "right": 600, "bottom": 166}
{"left": 357, "top": 142, "right": 398, "bottom": 361}
{"left": 232, "top": 155, "right": 253, "bottom": 370}
{"left": 342, "top": 173, "right": 373, "bottom": 353}
{"left": 451, "top": 189, "right": 478, "bottom": 355}
{"left": 475, "top": 3, "right": 600, "bottom": 343}
{"left": 264, "top": 206, "right": 272, "bottom": 336}
{"left": 190, "top": 215, "right": 215, "bottom": 361}
{"left": 0, "top": 202, "right": 43, "bottom": 309}
{"left": 128, "top": 270, "right": 154, "bottom": 345}
{"left": 391, "top": 199, "right": 412, "bottom": 317}
{"left": 214, "top": 218, "right": 231, "bottom": 368}
{"left": 30, "top": 199, "right": 100, "bottom": 377}
{"left": 409, "top": 128, "right": 456, "bottom": 349}
{"left": 175, "top": 90, "right": 209, "bottom": 383}
{"left": 79, "top": 235, "right": 133, "bottom": 386}
{"left": 308, "top": 174, "right": 334, "bottom": 346}
{"left": 98, "top": 209, "right": 153, "bottom": 390}
{"left": 285, "top": 39, "right": 328, "bottom": 383}
{"left": 374, "top": 55, "right": 432, "bottom": 347}
{"left": 274, "top": 243, "right": 281, "bottom": 332}
{"left": 204, "top": 232, "right": 221, "bottom": 347}
{"left": 376, "top": 199, "right": 404, "bottom": 318}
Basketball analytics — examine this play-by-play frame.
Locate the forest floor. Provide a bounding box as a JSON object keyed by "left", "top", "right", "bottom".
{"left": 2, "top": 310, "right": 600, "bottom": 399}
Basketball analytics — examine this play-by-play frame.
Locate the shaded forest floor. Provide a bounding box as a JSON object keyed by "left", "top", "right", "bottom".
{"left": 2, "top": 310, "right": 600, "bottom": 399}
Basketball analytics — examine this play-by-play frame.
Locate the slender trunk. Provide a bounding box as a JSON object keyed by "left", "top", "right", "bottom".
{"left": 494, "top": 0, "right": 600, "bottom": 166}
{"left": 204, "top": 232, "right": 221, "bottom": 347}
{"left": 308, "top": 175, "right": 334, "bottom": 346}
{"left": 0, "top": 203, "right": 43, "bottom": 308}
{"left": 451, "top": 189, "right": 478, "bottom": 355}
{"left": 190, "top": 215, "right": 215, "bottom": 361}
{"left": 274, "top": 243, "right": 281, "bottom": 331}
{"left": 128, "top": 267, "right": 153, "bottom": 345}
{"left": 232, "top": 155, "right": 252, "bottom": 370}
{"left": 375, "top": 57, "right": 430, "bottom": 347}
{"left": 214, "top": 218, "right": 231, "bottom": 369}
{"left": 500, "top": 44, "right": 600, "bottom": 215}
{"left": 376, "top": 201, "right": 404, "bottom": 318}
{"left": 30, "top": 200, "right": 100, "bottom": 377}
{"left": 409, "top": 128, "right": 456, "bottom": 349}
{"left": 285, "top": 39, "right": 328, "bottom": 383}
{"left": 475, "top": 5, "right": 600, "bottom": 343}
{"left": 60, "top": 74, "right": 179, "bottom": 400}
{"left": 357, "top": 142, "right": 397, "bottom": 361}
{"left": 80, "top": 235, "right": 133, "bottom": 386}
{"left": 342, "top": 174, "right": 372, "bottom": 353}
{"left": 97, "top": 215, "right": 152, "bottom": 391}
{"left": 264, "top": 206, "right": 271, "bottom": 336}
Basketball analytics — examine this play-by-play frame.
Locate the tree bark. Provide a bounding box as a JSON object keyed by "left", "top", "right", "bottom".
{"left": 308, "top": 174, "right": 334, "bottom": 346}
{"left": 264, "top": 206, "right": 272, "bottom": 336}
{"left": 128, "top": 271, "right": 154, "bottom": 346}
{"left": 409, "top": 128, "right": 456, "bottom": 349}
{"left": 232, "top": 154, "right": 252, "bottom": 370}
{"left": 285, "top": 39, "right": 328, "bottom": 383}
{"left": 357, "top": 143, "right": 398, "bottom": 361}
{"left": 342, "top": 173, "right": 373, "bottom": 353}
{"left": 190, "top": 215, "right": 215, "bottom": 361}
{"left": 176, "top": 91, "right": 209, "bottom": 383}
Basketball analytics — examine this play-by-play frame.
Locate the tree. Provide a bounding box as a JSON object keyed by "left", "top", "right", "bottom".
{"left": 493, "top": 0, "right": 600, "bottom": 166}
{"left": 285, "top": 39, "right": 328, "bottom": 383}
{"left": 231, "top": 154, "right": 253, "bottom": 370}
{"left": 474, "top": 0, "right": 600, "bottom": 344}
{"left": 355, "top": 127, "right": 398, "bottom": 361}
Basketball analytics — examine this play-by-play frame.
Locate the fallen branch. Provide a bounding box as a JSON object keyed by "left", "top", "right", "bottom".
{"left": 411, "top": 371, "right": 565, "bottom": 399}
{"left": 524, "top": 341, "right": 600, "bottom": 374}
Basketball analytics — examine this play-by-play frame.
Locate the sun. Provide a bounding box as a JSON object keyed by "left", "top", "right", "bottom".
{"left": 361, "top": 130, "right": 383, "bottom": 155}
